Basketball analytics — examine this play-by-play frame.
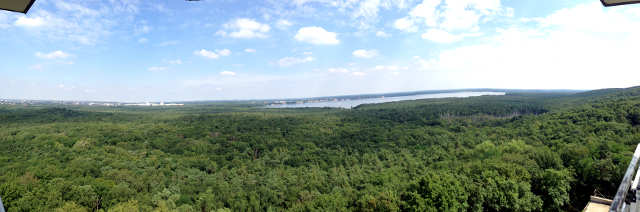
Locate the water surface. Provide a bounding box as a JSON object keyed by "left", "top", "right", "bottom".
{"left": 266, "top": 91, "right": 506, "bottom": 109}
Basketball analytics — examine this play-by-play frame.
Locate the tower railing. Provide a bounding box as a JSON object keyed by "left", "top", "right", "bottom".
{"left": 610, "top": 144, "right": 640, "bottom": 212}
{"left": 0, "top": 195, "right": 5, "bottom": 212}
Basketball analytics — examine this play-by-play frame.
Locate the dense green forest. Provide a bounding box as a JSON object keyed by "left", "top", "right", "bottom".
{"left": 2, "top": 87, "right": 640, "bottom": 211}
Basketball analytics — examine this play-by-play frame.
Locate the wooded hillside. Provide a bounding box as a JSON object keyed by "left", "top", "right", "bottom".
{"left": 2, "top": 87, "right": 640, "bottom": 211}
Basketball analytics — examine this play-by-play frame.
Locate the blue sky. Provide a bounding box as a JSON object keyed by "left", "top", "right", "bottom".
{"left": 1, "top": 0, "right": 640, "bottom": 102}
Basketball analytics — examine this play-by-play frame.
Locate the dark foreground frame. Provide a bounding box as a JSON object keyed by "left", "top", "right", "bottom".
{"left": 601, "top": 0, "right": 640, "bottom": 7}
{"left": 0, "top": 0, "right": 37, "bottom": 14}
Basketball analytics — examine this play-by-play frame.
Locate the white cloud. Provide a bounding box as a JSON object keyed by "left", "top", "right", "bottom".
{"left": 195, "top": 49, "right": 220, "bottom": 59}
{"left": 408, "top": 0, "right": 440, "bottom": 27}
{"left": 148, "top": 66, "right": 168, "bottom": 72}
{"left": 410, "top": 2, "right": 640, "bottom": 89}
{"left": 413, "top": 56, "right": 437, "bottom": 70}
{"left": 393, "top": 17, "right": 417, "bottom": 32}
{"left": 13, "top": 1, "right": 640, "bottom": 101}
{"left": 217, "top": 49, "right": 232, "bottom": 56}
{"left": 55, "top": 1, "right": 100, "bottom": 17}
{"left": 220, "top": 71, "right": 236, "bottom": 76}
{"left": 136, "top": 24, "right": 152, "bottom": 34}
{"left": 376, "top": 31, "right": 391, "bottom": 37}
{"left": 35, "top": 51, "right": 71, "bottom": 59}
{"left": 194, "top": 49, "right": 231, "bottom": 59}
{"left": 352, "top": 71, "right": 367, "bottom": 76}
{"left": 421, "top": 29, "right": 481, "bottom": 43}
{"left": 413, "top": 0, "right": 505, "bottom": 31}
{"left": 294, "top": 26, "right": 340, "bottom": 45}
{"left": 326, "top": 67, "right": 367, "bottom": 77}
{"left": 375, "top": 65, "right": 408, "bottom": 71}
{"left": 168, "top": 59, "right": 183, "bottom": 65}
{"left": 10, "top": 1, "right": 143, "bottom": 45}
{"left": 245, "top": 48, "right": 257, "bottom": 53}
{"left": 537, "top": 2, "right": 637, "bottom": 34}
{"left": 109, "top": 0, "right": 140, "bottom": 14}
{"left": 14, "top": 17, "right": 45, "bottom": 27}
{"left": 352, "top": 49, "right": 379, "bottom": 58}
{"left": 278, "top": 56, "right": 315, "bottom": 67}
{"left": 353, "top": 0, "right": 382, "bottom": 20}
{"left": 219, "top": 18, "right": 270, "bottom": 39}
{"left": 276, "top": 19, "right": 293, "bottom": 29}
{"left": 394, "top": 0, "right": 509, "bottom": 42}
{"left": 287, "top": 0, "right": 412, "bottom": 30}
{"left": 352, "top": 0, "right": 383, "bottom": 29}
{"left": 0, "top": 12, "right": 10, "bottom": 29}
{"left": 328, "top": 67, "right": 350, "bottom": 73}
{"left": 303, "top": 52, "right": 313, "bottom": 55}
{"left": 138, "top": 38, "right": 149, "bottom": 43}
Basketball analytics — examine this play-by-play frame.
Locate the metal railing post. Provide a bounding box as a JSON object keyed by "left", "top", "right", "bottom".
{"left": 611, "top": 144, "right": 640, "bottom": 212}
{"left": 0, "top": 195, "right": 5, "bottom": 212}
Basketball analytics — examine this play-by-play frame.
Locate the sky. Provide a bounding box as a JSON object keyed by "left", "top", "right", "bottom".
{"left": 1, "top": 0, "right": 640, "bottom": 102}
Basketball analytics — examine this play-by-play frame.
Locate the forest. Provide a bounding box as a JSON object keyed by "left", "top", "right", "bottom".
{"left": 2, "top": 87, "right": 640, "bottom": 211}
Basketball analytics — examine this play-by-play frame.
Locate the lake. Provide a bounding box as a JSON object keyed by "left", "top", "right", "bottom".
{"left": 266, "top": 91, "right": 506, "bottom": 109}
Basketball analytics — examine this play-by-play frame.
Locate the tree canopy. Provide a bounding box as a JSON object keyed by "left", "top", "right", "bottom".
{"left": 2, "top": 87, "right": 640, "bottom": 211}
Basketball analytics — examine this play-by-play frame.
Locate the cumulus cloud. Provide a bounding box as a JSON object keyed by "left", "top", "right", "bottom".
{"left": 14, "top": 17, "right": 45, "bottom": 27}
{"left": 195, "top": 49, "right": 220, "bottom": 59}
{"left": 411, "top": 2, "right": 640, "bottom": 89}
{"left": 376, "top": 31, "right": 391, "bottom": 37}
{"left": 294, "top": 27, "right": 340, "bottom": 45}
{"left": 10, "top": 1, "right": 143, "bottom": 45}
{"left": 393, "top": 17, "right": 417, "bottom": 32}
{"left": 194, "top": 49, "right": 232, "bottom": 59}
{"left": 55, "top": 1, "right": 100, "bottom": 17}
{"left": 291, "top": 0, "right": 413, "bottom": 29}
{"left": 276, "top": 19, "right": 293, "bottom": 29}
{"left": 10, "top": 1, "right": 640, "bottom": 102}
{"left": 217, "top": 49, "right": 232, "bottom": 56}
{"left": 414, "top": 0, "right": 505, "bottom": 30}
{"left": 220, "top": 71, "right": 236, "bottom": 76}
{"left": 135, "top": 24, "right": 152, "bottom": 34}
{"left": 278, "top": 56, "right": 315, "bottom": 67}
{"left": 408, "top": 0, "right": 441, "bottom": 27}
{"left": 244, "top": 48, "right": 257, "bottom": 53}
{"left": 218, "top": 18, "right": 270, "bottom": 39}
{"left": 351, "top": 0, "right": 383, "bottom": 29}
{"left": 421, "top": 29, "right": 481, "bottom": 43}
{"left": 35, "top": 51, "right": 71, "bottom": 59}
{"left": 394, "top": 0, "right": 509, "bottom": 43}
{"left": 352, "top": 49, "right": 379, "bottom": 58}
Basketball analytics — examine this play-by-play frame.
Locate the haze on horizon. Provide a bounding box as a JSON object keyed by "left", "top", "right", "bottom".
{"left": 1, "top": 0, "right": 640, "bottom": 102}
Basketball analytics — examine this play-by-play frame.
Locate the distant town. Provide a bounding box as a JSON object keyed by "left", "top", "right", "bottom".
{"left": 0, "top": 98, "right": 353, "bottom": 107}
{"left": 0, "top": 99, "right": 184, "bottom": 107}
